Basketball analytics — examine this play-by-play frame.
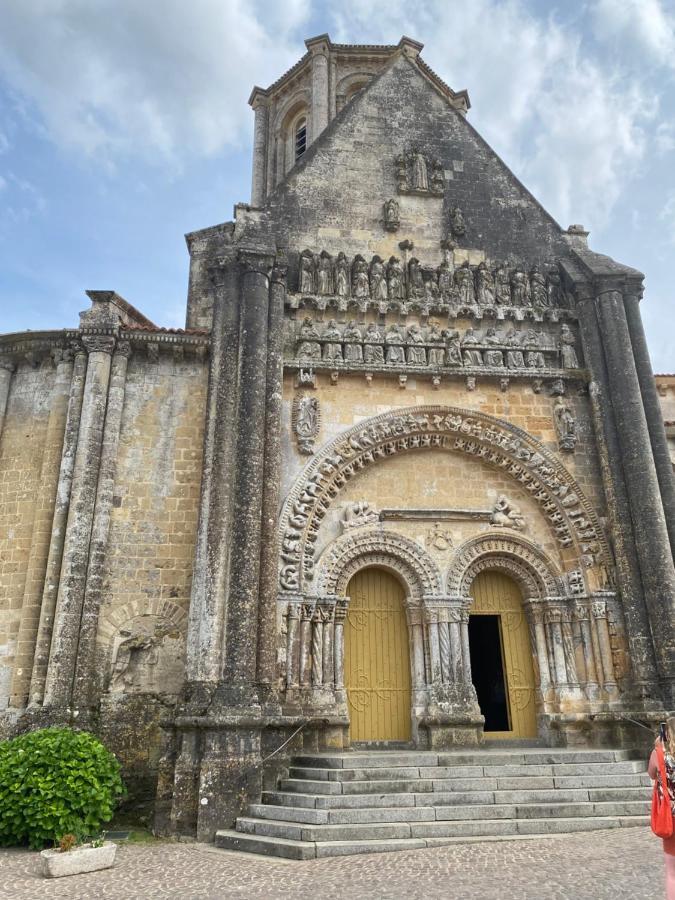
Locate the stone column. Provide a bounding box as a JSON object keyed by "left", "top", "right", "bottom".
{"left": 425, "top": 608, "right": 442, "bottom": 685}
{"left": 459, "top": 608, "right": 472, "bottom": 685}
{"left": 545, "top": 607, "right": 568, "bottom": 689}
{"left": 334, "top": 599, "right": 348, "bottom": 696}
{"left": 311, "top": 607, "right": 324, "bottom": 686}
{"left": 525, "top": 602, "right": 552, "bottom": 700}
{"left": 43, "top": 333, "right": 115, "bottom": 708}
{"left": 408, "top": 607, "right": 426, "bottom": 690}
{"left": 591, "top": 597, "right": 619, "bottom": 698}
{"left": 574, "top": 600, "right": 600, "bottom": 701}
{"left": 448, "top": 614, "right": 463, "bottom": 682}
{"left": 623, "top": 285, "right": 675, "bottom": 558}
{"left": 308, "top": 40, "right": 329, "bottom": 141}
{"left": 73, "top": 341, "right": 131, "bottom": 707}
{"left": 299, "top": 602, "right": 313, "bottom": 688}
{"left": 9, "top": 347, "right": 74, "bottom": 709}
{"left": 285, "top": 601, "right": 300, "bottom": 689}
{"left": 322, "top": 604, "right": 335, "bottom": 688}
{"left": 29, "top": 345, "right": 87, "bottom": 706}
{"left": 250, "top": 95, "right": 269, "bottom": 207}
{"left": 256, "top": 262, "right": 287, "bottom": 701}
{"left": 595, "top": 286, "right": 675, "bottom": 703}
{"left": 0, "top": 357, "right": 15, "bottom": 442}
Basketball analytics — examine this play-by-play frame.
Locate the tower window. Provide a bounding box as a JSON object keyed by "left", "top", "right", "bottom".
{"left": 295, "top": 118, "right": 307, "bottom": 160}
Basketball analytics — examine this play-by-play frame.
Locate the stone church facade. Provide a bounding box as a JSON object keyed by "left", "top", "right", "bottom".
{"left": 0, "top": 36, "right": 673, "bottom": 841}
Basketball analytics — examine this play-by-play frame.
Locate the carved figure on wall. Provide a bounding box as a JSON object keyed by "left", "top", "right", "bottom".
{"left": 352, "top": 254, "right": 370, "bottom": 299}
{"left": 475, "top": 261, "right": 495, "bottom": 306}
{"left": 108, "top": 616, "right": 183, "bottom": 695}
{"left": 431, "top": 158, "right": 445, "bottom": 192}
{"left": 484, "top": 328, "right": 504, "bottom": 367}
{"left": 490, "top": 495, "right": 526, "bottom": 531}
{"left": 547, "top": 270, "right": 563, "bottom": 307}
{"left": 437, "top": 260, "right": 453, "bottom": 298}
{"left": 343, "top": 321, "right": 363, "bottom": 363}
{"left": 299, "top": 250, "right": 315, "bottom": 294}
{"left": 370, "top": 255, "right": 388, "bottom": 301}
{"left": 411, "top": 147, "right": 429, "bottom": 191}
{"left": 444, "top": 328, "right": 463, "bottom": 367}
{"left": 408, "top": 257, "right": 425, "bottom": 299}
{"left": 364, "top": 323, "right": 385, "bottom": 364}
{"left": 511, "top": 268, "right": 530, "bottom": 306}
{"left": 560, "top": 324, "right": 580, "bottom": 368}
{"left": 525, "top": 329, "right": 546, "bottom": 368}
{"left": 428, "top": 323, "right": 445, "bottom": 366}
{"left": 335, "top": 252, "right": 350, "bottom": 298}
{"left": 426, "top": 522, "right": 454, "bottom": 551}
{"left": 342, "top": 500, "right": 380, "bottom": 529}
{"left": 396, "top": 154, "right": 408, "bottom": 192}
{"left": 384, "top": 198, "right": 400, "bottom": 232}
{"left": 455, "top": 260, "right": 475, "bottom": 305}
{"left": 450, "top": 206, "right": 466, "bottom": 238}
{"left": 387, "top": 256, "right": 405, "bottom": 299}
{"left": 461, "top": 327, "right": 483, "bottom": 366}
{"left": 322, "top": 319, "right": 343, "bottom": 362}
{"left": 505, "top": 329, "right": 526, "bottom": 368}
{"left": 385, "top": 325, "right": 406, "bottom": 364}
{"left": 297, "top": 316, "right": 322, "bottom": 360}
{"left": 529, "top": 266, "right": 548, "bottom": 306}
{"left": 495, "top": 263, "right": 512, "bottom": 305}
{"left": 406, "top": 324, "right": 427, "bottom": 365}
{"left": 293, "top": 394, "right": 320, "bottom": 454}
{"left": 317, "top": 250, "right": 333, "bottom": 295}
{"left": 424, "top": 270, "right": 439, "bottom": 303}
{"left": 554, "top": 399, "right": 577, "bottom": 452}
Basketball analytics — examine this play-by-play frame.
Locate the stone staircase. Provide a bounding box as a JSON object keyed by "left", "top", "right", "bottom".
{"left": 215, "top": 748, "right": 651, "bottom": 859}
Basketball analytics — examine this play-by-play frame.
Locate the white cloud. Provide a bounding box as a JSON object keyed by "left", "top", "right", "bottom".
{"left": 655, "top": 122, "right": 675, "bottom": 154}
{"left": 0, "top": 0, "right": 311, "bottom": 164}
{"left": 659, "top": 191, "right": 675, "bottom": 244}
{"left": 590, "top": 0, "right": 675, "bottom": 69}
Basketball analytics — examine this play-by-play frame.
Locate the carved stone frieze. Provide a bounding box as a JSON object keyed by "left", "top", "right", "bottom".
{"left": 341, "top": 500, "right": 380, "bottom": 530}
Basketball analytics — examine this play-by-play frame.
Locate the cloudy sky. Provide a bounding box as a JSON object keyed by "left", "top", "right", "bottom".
{"left": 0, "top": 0, "right": 673, "bottom": 369}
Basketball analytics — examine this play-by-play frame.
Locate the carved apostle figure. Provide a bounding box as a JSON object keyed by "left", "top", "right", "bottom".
{"left": 443, "top": 328, "right": 463, "bottom": 367}
{"left": 387, "top": 256, "right": 405, "bottom": 300}
{"left": 437, "top": 259, "right": 453, "bottom": 299}
{"left": 423, "top": 271, "right": 439, "bottom": 303}
{"left": 427, "top": 323, "right": 445, "bottom": 366}
{"left": 297, "top": 316, "right": 321, "bottom": 360}
{"left": 295, "top": 395, "right": 319, "bottom": 453}
{"left": 525, "top": 329, "right": 546, "bottom": 368}
{"left": 554, "top": 399, "right": 577, "bottom": 451}
{"left": 431, "top": 157, "right": 445, "bottom": 193}
{"left": 454, "top": 260, "right": 475, "bottom": 305}
{"left": 408, "top": 257, "right": 425, "bottom": 299}
{"left": 450, "top": 206, "right": 466, "bottom": 237}
{"left": 475, "top": 261, "right": 495, "bottom": 306}
{"left": 343, "top": 320, "right": 363, "bottom": 363}
{"left": 406, "top": 324, "right": 427, "bottom": 365}
{"left": 494, "top": 263, "right": 512, "bottom": 305}
{"left": 384, "top": 198, "right": 400, "bottom": 231}
{"left": 504, "top": 328, "right": 525, "bottom": 368}
{"left": 511, "top": 268, "right": 530, "bottom": 306}
{"left": 529, "top": 266, "right": 548, "bottom": 307}
{"left": 411, "top": 148, "right": 429, "bottom": 191}
{"left": 316, "top": 251, "right": 333, "bottom": 295}
{"left": 483, "top": 327, "right": 504, "bottom": 367}
{"left": 547, "top": 269, "right": 563, "bottom": 307}
{"left": 335, "top": 252, "right": 350, "bottom": 298}
{"left": 299, "top": 250, "right": 315, "bottom": 294}
{"left": 351, "top": 254, "right": 370, "bottom": 299}
{"left": 364, "top": 323, "right": 385, "bottom": 364}
{"left": 385, "top": 324, "right": 406, "bottom": 364}
{"left": 369, "top": 255, "right": 388, "bottom": 301}
{"left": 461, "top": 327, "right": 483, "bottom": 366}
{"left": 490, "top": 495, "right": 525, "bottom": 530}
{"left": 559, "top": 324, "right": 580, "bottom": 368}
{"left": 322, "top": 319, "right": 343, "bottom": 362}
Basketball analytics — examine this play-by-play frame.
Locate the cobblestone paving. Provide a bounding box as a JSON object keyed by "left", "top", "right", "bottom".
{"left": 0, "top": 828, "right": 665, "bottom": 899}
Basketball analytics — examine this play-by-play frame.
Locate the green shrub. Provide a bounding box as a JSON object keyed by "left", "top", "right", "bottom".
{"left": 0, "top": 727, "right": 125, "bottom": 849}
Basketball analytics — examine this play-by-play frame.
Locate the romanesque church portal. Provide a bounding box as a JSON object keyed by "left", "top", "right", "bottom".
{"left": 1, "top": 35, "right": 673, "bottom": 848}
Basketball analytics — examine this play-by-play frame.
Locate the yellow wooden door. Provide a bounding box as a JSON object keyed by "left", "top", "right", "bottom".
{"left": 345, "top": 568, "right": 412, "bottom": 742}
{"left": 470, "top": 571, "right": 537, "bottom": 739}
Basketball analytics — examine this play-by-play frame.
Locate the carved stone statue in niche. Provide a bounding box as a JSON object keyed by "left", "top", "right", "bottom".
{"left": 490, "top": 495, "right": 526, "bottom": 531}
{"left": 387, "top": 256, "right": 405, "bottom": 299}
{"left": 547, "top": 270, "right": 563, "bottom": 307}
{"left": 444, "top": 328, "right": 463, "bottom": 367}
{"left": 108, "top": 615, "right": 183, "bottom": 695}
{"left": 406, "top": 324, "right": 427, "bottom": 365}
{"left": 293, "top": 394, "right": 320, "bottom": 454}
{"left": 437, "top": 259, "right": 453, "bottom": 298}
{"left": 525, "top": 329, "right": 546, "bottom": 368}
{"left": 408, "top": 257, "right": 425, "bottom": 299}
{"left": 495, "top": 263, "right": 512, "bottom": 305}
{"left": 511, "top": 268, "right": 530, "bottom": 306}
{"left": 475, "top": 261, "right": 495, "bottom": 306}
{"left": 364, "top": 323, "right": 385, "bottom": 364}
{"left": 505, "top": 328, "right": 526, "bottom": 368}
{"left": 317, "top": 250, "right": 333, "bottom": 295}
{"left": 335, "top": 252, "right": 350, "bottom": 298}
{"left": 560, "top": 324, "right": 580, "bottom": 368}
{"left": 529, "top": 266, "right": 548, "bottom": 306}
{"left": 422, "top": 272, "right": 438, "bottom": 304}
{"left": 370, "top": 255, "right": 388, "bottom": 301}
{"left": 396, "top": 153, "right": 408, "bottom": 191}
{"left": 384, "top": 198, "right": 400, "bottom": 232}
{"left": 428, "top": 323, "right": 445, "bottom": 366}
{"left": 554, "top": 399, "right": 577, "bottom": 452}
{"left": 483, "top": 328, "right": 504, "bottom": 367}
{"left": 455, "top": 260, "right": 475, "bottom": 305}
{"left": 299, "top": 249, "right": 315, "bottom": 294}
{"left": 450, "top": 206, "right": 466, "bottom": 238}
{"left": 297, "top": 316, "right": 322, "bottom": 360}
{"left": 411, "top": 147, "right": 429, "bottom": 191}
{"left": 343, "top": 320, "right": 363, "bottom": 363}
{"left": 352, "top": 254, "right": 370, "bottom": 299}
{"left": 322, "top": 319, "right": 343, "bottom": 362}
{"left": 431, "top": 158, "right": 445, "bottom": 193}
{"left": 461, "top": 327, "right": 483, "bottom": 366}
{"left": 385, "top": 325, "right": 406, "bottom": 364}
{"left": 342, "top": 500, "right": 380, "bottom": 530}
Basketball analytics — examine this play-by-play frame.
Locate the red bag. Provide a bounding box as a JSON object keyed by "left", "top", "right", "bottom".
{"left": 651, "top": 743, "right": 674, "bottom": 838}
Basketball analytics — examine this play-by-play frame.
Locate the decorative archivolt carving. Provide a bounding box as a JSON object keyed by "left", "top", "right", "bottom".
{"left": 315, "top": 528, "right": 443, "bottom": 600}
{"left": 278, "top": 405, "right": 609, "bottom": 594}
{"left": 447, "top": 533, "right": 564, "bottom": 599}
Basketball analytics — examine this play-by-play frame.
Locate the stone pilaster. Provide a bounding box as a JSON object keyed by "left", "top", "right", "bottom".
{"left": 43, "top": 333, "right": 115, "bottom": 708}
{"left": 307, "top": 37, "right": 329, "bottom": 141}
{"left": 0, "top": 357, "right": 15, "bottom": 442}
{"left": 9, "top": 348, "right": 74, "bottom": 708}
{"left": 250, "top": 93, "right": 269, "bottom": 207}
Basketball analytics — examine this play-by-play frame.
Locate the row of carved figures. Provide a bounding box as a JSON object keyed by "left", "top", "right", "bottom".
{"left": 295, "top": 318, "right": 580, "bottom": 369}
{"left": 297, "top": 250, "right": 565, "bottom": 308}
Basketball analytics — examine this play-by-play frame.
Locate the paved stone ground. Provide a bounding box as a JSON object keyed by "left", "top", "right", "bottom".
{"left": 0, "top": 828, "right": 666, "bottom": 899}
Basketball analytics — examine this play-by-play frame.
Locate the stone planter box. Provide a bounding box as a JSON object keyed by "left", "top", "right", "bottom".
{"left": 40, "top": 842, "right": 117, "bottom": 878}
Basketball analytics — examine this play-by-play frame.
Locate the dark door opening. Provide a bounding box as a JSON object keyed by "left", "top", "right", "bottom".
{"left": 468, "top": 614, "right": 510, "bottom": 732}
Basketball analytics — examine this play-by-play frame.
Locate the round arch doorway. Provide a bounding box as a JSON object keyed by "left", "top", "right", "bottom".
{"left": 469, "top": 571, "right": 538, "bottom": 739}
{"left": 345, "top": 567, "right": 412, "bottom": 743}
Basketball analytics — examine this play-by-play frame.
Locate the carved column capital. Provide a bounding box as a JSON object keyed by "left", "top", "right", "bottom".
{"left": 270, "top": 262, "right": 288, "bottom": 285}
{"left": 334, "top": 598, "right": 349, "bottom": 623}
{"left": 238, "top": 248, "right": 275, "bottom": 278}
{"left": 591, "top": 599, "right": 607, "bottom": 619}
{"left": 82, "top": 333, "right": 116, "bottom": 355}
{"left": 115, "top": 339, "right": 132, "bottom": 359}
{"left": 572, "top": 600, "right": 590, "bottom": 621}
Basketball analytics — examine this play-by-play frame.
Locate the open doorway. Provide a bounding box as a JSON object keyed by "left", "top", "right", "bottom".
{"left": 468, "top": 614, "right": 510, "bottom": 732}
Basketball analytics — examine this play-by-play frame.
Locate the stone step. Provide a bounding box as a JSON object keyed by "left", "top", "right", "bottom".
{"left": 215, "top": 829, "right": 316, "bottom": 860}
{"left": 291, "top": 749, "right": 640, "bottom": 769}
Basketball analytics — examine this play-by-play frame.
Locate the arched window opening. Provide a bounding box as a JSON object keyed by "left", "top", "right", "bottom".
{"left": 294, "top": 117, "right": 307, "bottom": 160}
